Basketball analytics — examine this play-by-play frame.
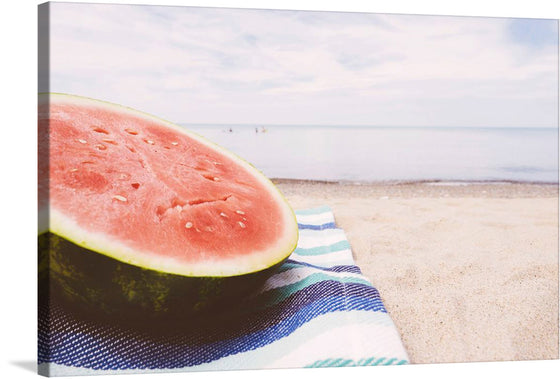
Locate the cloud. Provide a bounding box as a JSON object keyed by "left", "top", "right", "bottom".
{"left": 47, "top": 4, "right": 558, "bottom": 127}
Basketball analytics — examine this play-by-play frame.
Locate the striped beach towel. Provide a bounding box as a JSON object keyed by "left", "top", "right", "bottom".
{"left": 38, "top": 206, "right": 409, "bottom": 376}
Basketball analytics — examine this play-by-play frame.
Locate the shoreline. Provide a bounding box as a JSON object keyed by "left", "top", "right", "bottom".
{"left": 272, "top": 178, "right": 558, "bottom": 199}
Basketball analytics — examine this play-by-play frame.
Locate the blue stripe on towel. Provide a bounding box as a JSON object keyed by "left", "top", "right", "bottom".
{"left": 297, "top": 222, "right": 336, "bottom": 230}
{"left": 260, "top": 276, "right": 376, "bottom": 307}
{"left": 277, "top": 260, "right": 363, "bottom": 274}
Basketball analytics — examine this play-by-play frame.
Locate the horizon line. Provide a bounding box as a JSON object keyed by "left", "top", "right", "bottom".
{"left": 178, "top": 123, "right": 559, "bottom": 129}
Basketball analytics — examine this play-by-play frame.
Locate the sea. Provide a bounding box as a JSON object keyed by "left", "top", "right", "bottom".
{"left": 183, "top": 124, "right": 559, "bottom": 184}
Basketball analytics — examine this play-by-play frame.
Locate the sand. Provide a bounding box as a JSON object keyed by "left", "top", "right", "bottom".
{"left": 274, "top": 180, "right": 559, "bottom": 364}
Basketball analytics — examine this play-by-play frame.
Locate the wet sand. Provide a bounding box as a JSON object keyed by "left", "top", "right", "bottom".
{"left": 274, "top": 179, "right": 559, "bottom": 364}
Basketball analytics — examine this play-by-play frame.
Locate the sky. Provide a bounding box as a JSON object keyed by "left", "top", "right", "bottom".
{"left": 45, "top": 3, "right": 558, "bottom": 127}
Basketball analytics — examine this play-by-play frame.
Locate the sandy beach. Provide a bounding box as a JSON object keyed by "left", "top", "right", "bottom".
{"left": 274, "top": 180, "right": 559, "bottom": 364}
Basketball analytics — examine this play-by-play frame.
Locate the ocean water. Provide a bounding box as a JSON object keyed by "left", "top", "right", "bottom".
{"left": 183, "top": 125, "right": 558, "bottom": 183}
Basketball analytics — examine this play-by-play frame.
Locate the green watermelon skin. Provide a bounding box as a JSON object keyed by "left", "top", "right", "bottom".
{"left": 39, "top": 232, "right": 280, "bottom": 323}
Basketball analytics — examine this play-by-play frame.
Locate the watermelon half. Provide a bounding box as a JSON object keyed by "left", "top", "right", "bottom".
{"left": 38, "top": 93, "right": 298, "bottom": 319}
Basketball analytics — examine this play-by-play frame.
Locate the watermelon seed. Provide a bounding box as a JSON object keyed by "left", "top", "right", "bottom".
{"left": 131, "top": 183, "right": 140, "bottom": 189}
{"left": 125, "top": 129, "right": 138, "bottom": 135}
{"left": 144, "top": 139, "right": 155, "bottom": 145}
{"left": 70, "top": 168, "right": 78, "bottom": 172}
{"left": 126, "top": 146, "right": 136, "bottom": 153}
{"left": 185, "top": 222, "right": 193, "bottom": 229}
{"left": 220, "top": 212, "right": 228, "bottom": 218}
{"left": 93, "top": 127, "right": 109, "bottom": 134}
{"left": 213, "top": 177, "right": 220, "bottom": 181}
{"left": 102, "top": 138, "right": 118, "bottom": 145}
{"left": 236, "top": 210, "right": 245, "bottom": 215}
{"left": 78, "top": 139, "right": 87, "bottom": 144}
{"left": 112, "top": 195, "right": 127, "bottom": 202}
{"left": 171, "top": 141, "right": 179, "bottom": 146}
{"left": 238, "top": 221, "right": 246, "bottom": 228}
{"left": 201, "top": 174, "right": 214, "bottom": 181}
{"left": 95, "top": 144, "right": 107, "bottom": 151}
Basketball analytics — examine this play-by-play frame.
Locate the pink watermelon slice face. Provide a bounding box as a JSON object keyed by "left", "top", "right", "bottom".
{"left": 39, "top": 93, "right": 298, "bottom": 278}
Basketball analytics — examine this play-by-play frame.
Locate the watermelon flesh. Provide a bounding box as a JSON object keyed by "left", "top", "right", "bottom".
{"left": 38, "top": 94, "right": 298, "bottom": 278}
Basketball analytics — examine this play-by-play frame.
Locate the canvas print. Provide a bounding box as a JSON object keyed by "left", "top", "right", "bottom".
{"left": 37, "top": 2, "right": 559, "bottom": 376}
